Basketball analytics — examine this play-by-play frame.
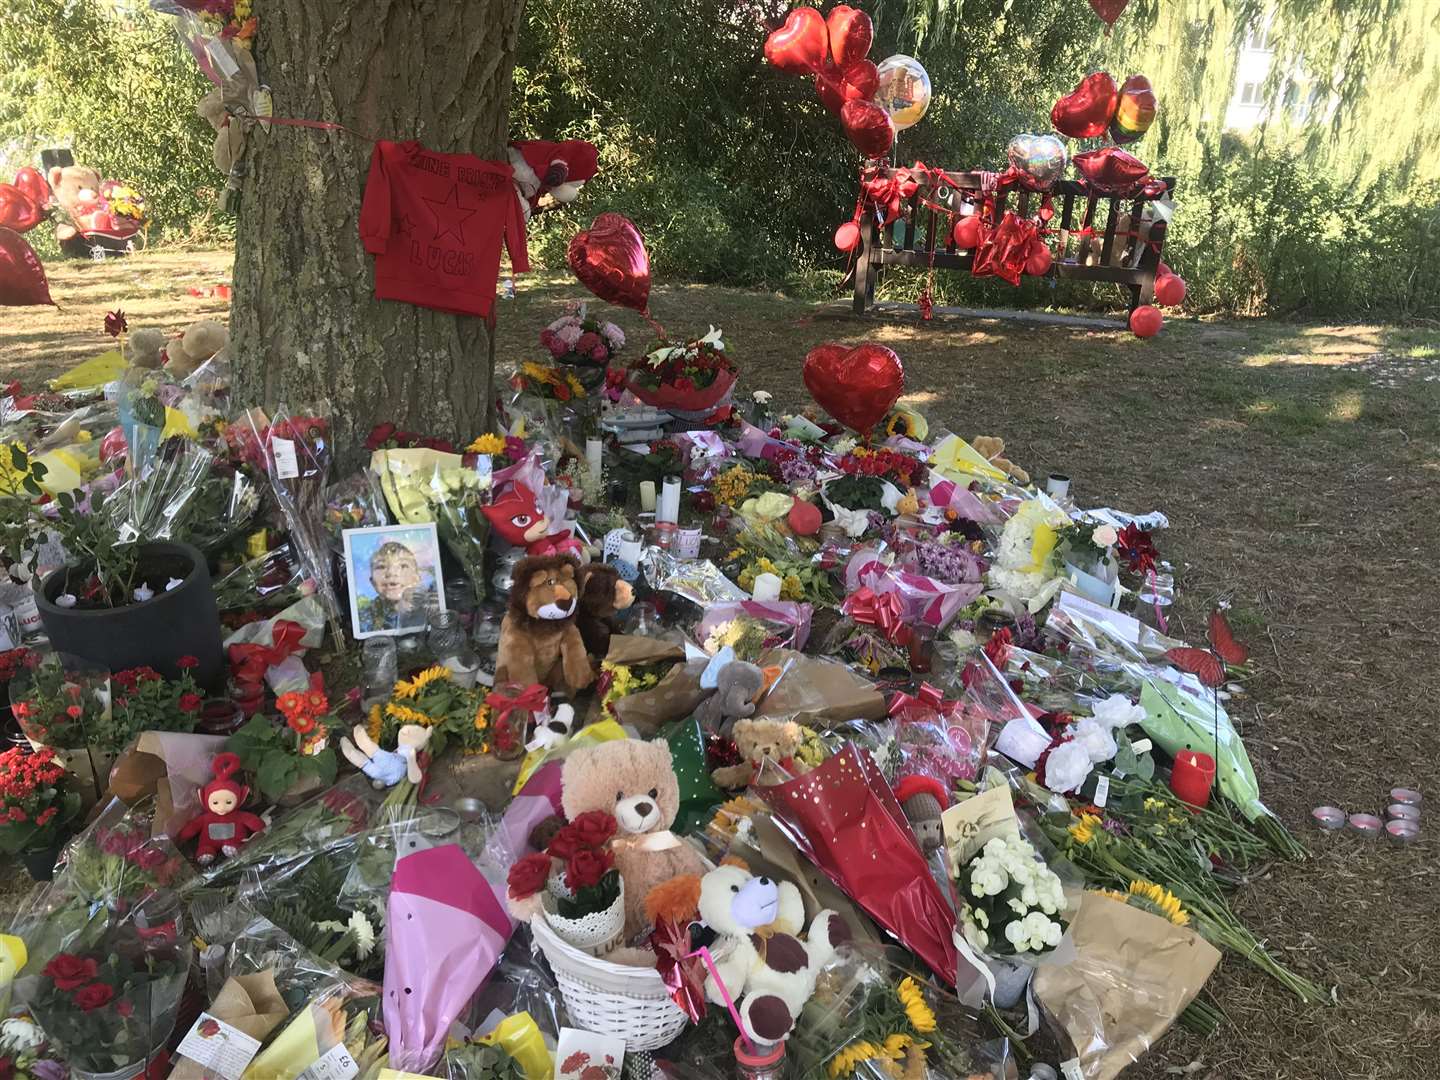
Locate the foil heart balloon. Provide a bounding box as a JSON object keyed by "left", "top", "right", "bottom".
{"left": 1110, "top": 74, "right": 1157, "bottom": 144}
{"left": 826, "top": 5, "right": 873, "bottom": 68}
{"left": 0, "top": 185, "right": 41, "bottom": 233}
{"left": 816, "top": 59, "right": 879, "bottom": 115}
{"left": 802, "top": 342, "right": 904, "bottom": 433}
{"left": 1051, "top": 72, "right": 1119, "bottom": 139}
{"left": 1087, "top": 0, "right": 1131, "bottom": 27}
{"left": 13, "top": 168, "right": 50, "bottom": 211}
{"left": 1073, "top": 146, "right": 1151, "bottom": 195}
{"left": 1006, "top": 134, "right": 1068, "bottom": 192}
{"left": 0, "top": 227, "right": 53, "bottom": 306}
{"left": 567, "top": 212, "right": 651, "bottom": 312}
{"left": 841, "top": 100, "right": 895, "bottom": 159}
{"left": 764, "top": 7, "right": 828, "bottom": 76}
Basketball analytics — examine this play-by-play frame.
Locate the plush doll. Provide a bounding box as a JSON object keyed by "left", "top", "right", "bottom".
{"left": 971, "top": 435, "right": 1030, "bottom": 486}
{"left": 46, "top": 164, "right": 103, "bottom": 245}
{"left": 693, "top": 659, "right": 765, "bottom": 737}
{"left": 496, "top": 555, "right": 595, "bottom": 694}
{"left": 573, "top": 563, "right": 634, "bottom": 660}
{"left": 124, "top": 327, "right": 168, "bottom": 370}
{"left": 340, "top": 723, "right": 432, "bottom": 789}
{"left": 698, "top": 860, "right": 850, "bottom": 1044}
{"left": 483, "top": 482, "right": 584, "bottom": 558}
{"left": 178, "top": 752, "right": 266, "bottom": 866}
{"left": 164, "top": 320, "right": 230, "bottom": 380}
{"left": 525, "top": 701, "right": 576, "bottom": 753}
{"left": 561, "top": 738, "right": 709, "bottom": 939}
{"left": 894, "top": 775, "right": 949, "bottom": 854}
{"left": 711, "top": 717, "right": 810, "bottom": 790}
{"left": 507, "top": 139, "right": 599, "bottom": 222}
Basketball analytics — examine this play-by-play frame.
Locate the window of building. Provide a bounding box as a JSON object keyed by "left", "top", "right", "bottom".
{"left": 1239, "top": 82, "right": 1262, "bottom": 106}
{"left": 1244, "top": 24, "right": 1271, "bottom": 51}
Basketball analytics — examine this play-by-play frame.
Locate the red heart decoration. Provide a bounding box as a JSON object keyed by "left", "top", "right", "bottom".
{"left": 1051, "top": 72, "right": 1119, "bottom": 140}
{"left": 567, "top": 212, "right": 651, "bottom": 312}
{"left": 1073, "top": 146, "right": 1151, "bottom": 195}
{"left": 816, "top": 59, "right": 879, "bottom": 114}
{"left": 13, "top": 167, "right": 50, "bottom": 211}
{"left": 0, "top": 185, "right": 41, "bottom": 234}
{"left": 764, "top": 7, "right": 828, "bottom": 76}
{"left": 1087, "top": 0, "right": 1131, "bottom": 27}
{"left": 0, "top": 227, "right": 53, "bottom": 307}
{"left": 841, "top": 99, "right": 894, "bottom": 159}
{"left": 826, "top": 5, "right": 873, "bottom": 68}
{"left": 802, "top": 342, "right": 904, "bottom": 433}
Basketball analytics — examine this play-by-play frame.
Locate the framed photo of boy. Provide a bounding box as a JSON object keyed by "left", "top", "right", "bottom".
{"left": 342, "top": 523, "right": 446, "bottom": 639}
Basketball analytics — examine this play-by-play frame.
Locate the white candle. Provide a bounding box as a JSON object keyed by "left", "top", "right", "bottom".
{"left": 752, "top": 572, "right": 782, "bottom": 602}
{"left": 658, "top": 475, "right": 682, "bottom": 525}
{"left": 639, "top": 481, "right": 657, "bottom": 512}
{"left": 585, "top": 437, "right": 603, "bottom": 483}
{"left": 1045, "top": 473, "right": 1071, "bottom": 499}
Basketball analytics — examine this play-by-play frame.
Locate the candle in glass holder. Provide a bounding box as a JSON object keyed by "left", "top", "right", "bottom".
{"left": 1169, "top": 750, "right": 1215, "bottom": 808}
{"left": 659, "top": 475, "right": 682, "bottom": 524}
{"left": 639, "top": 481, "right": 657, "bottom": 512}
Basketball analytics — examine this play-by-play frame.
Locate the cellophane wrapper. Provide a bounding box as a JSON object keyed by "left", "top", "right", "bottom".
{"left": 213, "top": 541, "right": 309, "bottom": 613}
{"left": 108, "top": 431, "right": 215, "bottom": 544}
{"left": 695, "top": 599, "right": 813, "bottom": 657}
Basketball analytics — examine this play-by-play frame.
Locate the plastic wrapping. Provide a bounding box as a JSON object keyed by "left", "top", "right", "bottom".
{"left": 643, "top": 550, "right": 749, "bottom": 606}
{"left": 696, "top": 600, "right": 812, "bottom": 657}
{"left": 180, "top": 462, "right": 263, "bottom": 554}
{"left": 108, "top": 433, "right": 215, "bottom": 544}
{"left": 214, "top": 542, "right": 310, "bottom": 612}
{"left": 889, "top": 686, "right": 988, "bottom": 786}
{"left": 325, "top": 470, "right": 391, "bottom": 549}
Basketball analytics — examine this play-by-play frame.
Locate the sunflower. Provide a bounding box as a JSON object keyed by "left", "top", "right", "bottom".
{"left": 827, "top": 1040, "right": 888, "bottom": 1079}
{"left": 881, "top": 1033, "right": 928, "bottom": 1060}
{"left": 1068, "top": 812, "right": 1102, "bottom": 846}
{"left": 366, "top": 704, "right": 383, "bottom": 743}
{"left": 896, "top": 977, "right": 937, "bottom": 1034}
{"left": 467, "top": 433, "right": 506, "bottom": 454}
{"left": 394, "top": 665, "right": 451, "bottom": 700}
{"left": 1127, "top": 880, "right": 1190, "bottom": 926}
{"left": 385, "top": 702, "right": 433, "bottom": 726}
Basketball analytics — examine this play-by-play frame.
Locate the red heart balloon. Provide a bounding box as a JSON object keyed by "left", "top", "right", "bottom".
{"left": 1073, "top": 146, "right": 1151, "bottom": 195}
{"left": 952, "top": 215, "right": 981, "bottom": 249}
{"left": 567, "top": 212, "right": 651, "bottom": 312}
{"left": 1051, "top": 72, "right": 1119, "bottom": 140}
{"left": 826, "top": 5, "right": 873, "bottom": 68}
{"left": 802, "top": 342, "right": 904, "bottom": 433}
{"left": 841, "top": 99, "right": 894, "bottom": 159}
{"left": 816, "top": 59, "right": 879, "bottom": 114}
{"left": 0, "top": 185, "right": 41, "bottom": 234}
{"left": 13, "top": 167, "right": 50, "bottom": 211}
{"left": 0, "top": 227, "right": 53, "bottom": 307}
{"left": 1154, "top": 273, "right": 1187, "bottom": 307}
{"left": 1129, "top": 304, "right": 1163, "bottom": 338}
{"left": 764, "top": 7, "right": 828, "bottom": 76}
{"left": 1087, "top": 0, "right": 1131, "bottom": 27}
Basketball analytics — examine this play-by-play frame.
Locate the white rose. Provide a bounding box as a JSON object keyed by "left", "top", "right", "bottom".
{"left": 1, "top": 1019, "right": 43, "bottom": 1052}
{"left": 1091, "top": 693, "right": 1145, "bottom": 729}
{"left": 1043, "top": 739, "right": 1092, "bottom": 794}
{"left": 1092, "top": 524, "right": 1119, "bottom": 547}
{"left": 1072, "top": 716, "right": 1119, "bottom": 764}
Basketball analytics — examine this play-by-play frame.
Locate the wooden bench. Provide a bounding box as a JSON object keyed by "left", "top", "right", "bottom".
{"left": 852, "top": 170, "right": 1176, "bottom": 316}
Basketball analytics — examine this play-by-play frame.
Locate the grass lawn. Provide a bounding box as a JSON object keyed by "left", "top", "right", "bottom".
{"left": 5, "top": 249, "right": 1440, "bottom": 1079}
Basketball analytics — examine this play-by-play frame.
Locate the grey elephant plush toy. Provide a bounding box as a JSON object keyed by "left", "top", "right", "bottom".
{"left": 693, "top": 659, "right": 766, "bottom": 736}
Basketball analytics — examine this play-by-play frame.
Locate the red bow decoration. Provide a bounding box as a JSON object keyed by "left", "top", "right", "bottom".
{"left": 842, "top": 586, "right": 914, "bottom": 647}
{"left": 651, "top": 918, "right": 707, "bottom": 1021}
{"left": 861, "top": 165, "right": 920, "bottom": 227}
{"left": 227, "top": 619, "right": 308, "bottom": 688}
{"left": 486, "top": 683, "right": 550, "bottom": 729}
{"left": 888, "top": 682, "right": 945, "bottom": 719}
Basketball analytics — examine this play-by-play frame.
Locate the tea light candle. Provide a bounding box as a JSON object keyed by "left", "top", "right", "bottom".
{"left": 585, "top": 437, "right": 603, "bottom": 482}
{"left": 1387, "top": 803, "right": 1421, "bottom": 822}
{"left": 1045, "top": 473, "right": 1071, "bottom": 499}
{"left": 1169, "top": 750, "right": 1216, "bottom": 809}
{"left": 1386, "top": 819, "right": 1420, "bottom": 844}
{"left": 639, "top": 481, "right": 657, "bottom": 512}
{"left": 1347, "top": 812, "right": 1383, "bottom": 837}
{"left": 1310, "top": 806, "right": 1345, "bottom": 830}
{"left": 658, "top": 474, "right": 682, "bottom": 524}
{"left": 752, "top": 572, "right": 782, "bottom": 602}
{"left": 1390, "top": 787, "right": 1422, "bottom": 806}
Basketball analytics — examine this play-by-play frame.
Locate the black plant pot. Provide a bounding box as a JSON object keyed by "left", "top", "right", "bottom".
{"left": 20, "top": 842, "right": 61, "bottom": 881}
{"left": 34, "top": 541, "right": 224, "bottom": 692}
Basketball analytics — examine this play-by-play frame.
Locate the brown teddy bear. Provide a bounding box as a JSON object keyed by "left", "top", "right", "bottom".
{"left": 711, "top": 717, "right": 810, "bottom": 790}
{"left": 165, "top": 320, "right": 230, "bottom": 379}
{"left": 124, "top": 328, "right": 168, "bottom": 370}
{"left": 495, "top": 554, "right": 595, "bottom": 695}
{"left": 47, "top": 164, "right": 103, "bottom": 244}
{"left": 971, "top": 435, "right": 1030, "bottom": 485}
{"left": 573, "top": 562, "right": 634, "bottom": 661}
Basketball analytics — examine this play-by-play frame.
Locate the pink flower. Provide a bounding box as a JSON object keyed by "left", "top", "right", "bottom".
{"left": 547, "top": 336, "right": 569, "bottom": 359}
{"left": 576, "top": 331, "right": 601, "bottom": 354}
{"left": 590, "top": 345, "right": 607, "bottom": 361}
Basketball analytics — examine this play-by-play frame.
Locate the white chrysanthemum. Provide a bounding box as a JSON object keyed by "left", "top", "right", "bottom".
{"left": 1091, "top": 693, "right": 1145, "bottom": 729}
{"left": 1043, "top": 739, "right": 1093, "bottom": 794}
{"left": 1071, "top": 716, "right": 1119, "bottom": 764}
{"left": 348, "top": 910, "right": 377, "bottom": 958}
{"left": 1, "top": 1019, "right": 43, "bottom": 1052}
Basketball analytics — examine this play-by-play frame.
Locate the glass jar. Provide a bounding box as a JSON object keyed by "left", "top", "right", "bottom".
{"left": 426, "top": 610, "right": 467, "bottom": 661}
{"left": 362, "top": 637, "right": 398, "bottom": 703}
{"left": 734, "top": 1037, "right": 785, "bottom": 1080}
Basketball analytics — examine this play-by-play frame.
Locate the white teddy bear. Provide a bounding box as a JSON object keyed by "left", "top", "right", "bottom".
{"left": 698, "top": 861, "right": 850, "bottom": 1045}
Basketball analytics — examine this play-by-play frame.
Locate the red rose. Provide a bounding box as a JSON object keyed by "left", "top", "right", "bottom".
{"left": 506, "top": 852, "right": 553, "bottom": 899}
{"left": 135, "top": 847, "right": 167, "bottom": 871}
{"left": 43, "top": 954, "right": 98, "bottom": 990}
{"left": 73, "top": 983, "right": 115, "bottom": 1011}
{"left": 65, "top": 705, "right": 82, "bottom": 719}
{"left": 576, "top": 331, "right": 602, "bottom": 354}
{"left": 179, "top": 693, "right": 203, "bottom": 713}
{"left": 565, "top": 848, "right": 614, "bottom": 891}
{"left": 177, "top": 655, "right": 199, "bottom": 670}
{"left": 116, "top": 1000, "right": 134, "bottom": 1018}
{"left": 545, "top": 825, "right": 582, "bottom": 861}
{"left": 569, "top": 810, "right": 618, "bottom": 850}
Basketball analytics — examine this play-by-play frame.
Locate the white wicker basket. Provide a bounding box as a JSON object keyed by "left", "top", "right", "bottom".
{"left": 531, "top": 913, "right": 689, "bottom": 1051}
{"left": 542, "top": 884, "right": 625, "bottom": 956}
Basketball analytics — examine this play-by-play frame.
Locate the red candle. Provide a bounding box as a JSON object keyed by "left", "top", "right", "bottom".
{"left": 1170, "top": 750, "right": 1216, "bottom": 808}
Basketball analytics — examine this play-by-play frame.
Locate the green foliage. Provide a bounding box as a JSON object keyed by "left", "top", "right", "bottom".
{"left": 227, "top": 715, "right": 338, "bottom": 800}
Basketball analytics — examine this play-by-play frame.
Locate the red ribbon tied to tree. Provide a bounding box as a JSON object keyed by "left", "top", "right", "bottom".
{"left": 226, "top": 619, "right": 308, "bottom": 687}
{"left": 841, "top": 586, "right": 913, "bottom": 647}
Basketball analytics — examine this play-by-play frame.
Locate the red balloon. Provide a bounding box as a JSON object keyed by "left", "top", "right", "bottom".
{"left": 0, "top": 228, "right": 53, "bottom": 306}
{"left": 802, "top": 342, "right": 904, "bottom": 433}
{"left": 1087, "top": 0, "right": 1131, "bottom": 27}
{"left": 1073, "top": 146, "right": 1151, "bottom": 195}
{"left": 826, "top": 5, "right": 873, "bottom": 68}
{"left": 764, "top": 7, "right": 828, "bottom": 76}
{"left": 1157, "top": 260, "right": 1172, "bottom": 277}
{"left": 834, "top": 220, "right": 861, "bottom": 252}
{"left": 567, "top": 212, "right": 651, "bottom": 312}
{"left": 1154, "top": 272, "right": 1187, "bottom": 307}
{"left": 1025, "top": 240, "right": 1053, "bottom": 277}
{"left": 840, "top": 99, "right": 894, "bottom": 159}
{"left": 13, "top": 167, "right": 50, "bottom": 211}
{"left": 952, "top": 215, "right": 981, "bottom": 249}
{"left": 0, "top": 185, "right": 41, "bottom": 234}
{"left": 1130, "top": 305, "right": 1163, "bottom": 338}
{"left": 816, "top": 59, "right": 879, "bottom": 114}
{"left": 1051, "top": 72, "right": 1119, "bottom": 140}
{"left": 788, "top": 499, "right": 823, "bottom": 536}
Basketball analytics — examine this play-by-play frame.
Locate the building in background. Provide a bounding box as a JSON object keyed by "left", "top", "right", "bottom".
{"left": 1224, "top": 14, "right": 1331, "bottom": 132}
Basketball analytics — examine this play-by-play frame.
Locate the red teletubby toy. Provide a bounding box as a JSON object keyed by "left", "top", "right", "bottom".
{"left": 178, "top": 752, "right": 265, "bottom": 866}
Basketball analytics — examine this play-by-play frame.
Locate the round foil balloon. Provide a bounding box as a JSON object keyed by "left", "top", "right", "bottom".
{"left": 1110, "top": 75, "right": 1157, "bottom": 144}
{"left": 567, "top": 213, "right": 651, "bottom": 312}
{"left": 874, "top": 55, "right": 931, "bottom": 131}
{"left": 1006, "top": 134, "right": 1069, "bottom": 192}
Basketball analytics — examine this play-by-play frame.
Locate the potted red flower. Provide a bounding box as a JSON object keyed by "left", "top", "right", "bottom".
{"left": 0, "top": 744, "right": 82, "bottom": 880}
{"left": 626, "top": 328, "right": 738, "bottom": 416}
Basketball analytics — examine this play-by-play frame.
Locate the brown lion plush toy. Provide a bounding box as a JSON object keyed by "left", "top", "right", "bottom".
{"left": 495, "top": 555, "right": 595, "bottom": 694}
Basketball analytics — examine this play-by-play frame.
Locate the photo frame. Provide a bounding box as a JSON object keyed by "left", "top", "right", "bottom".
{"left": 342, "top": 522, "right": 446, "bottom": 639}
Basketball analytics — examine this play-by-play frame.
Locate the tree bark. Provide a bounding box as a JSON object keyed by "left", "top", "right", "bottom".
{"left": 231, "top": 0, "right": 524, "bottom": 468}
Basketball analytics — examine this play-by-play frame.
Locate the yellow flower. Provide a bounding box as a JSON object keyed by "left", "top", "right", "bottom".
{"left": 1068, "top": 812, "right": 1102, "bottom": 846}
{"left": 386, "top": 702, "right": 433, "bottom": 726}
{"left": 394, "top": 665, "right": 451, "bottom": 699}
{"left": 780, "top": 574, "right": 804, "bottom": 601}
{"left": 881, "top": 1034, "right": 928, "bottom": 1060}
{"left": 828, "top": 1041, "right": 887, "bottom": 1079}
{"left": 366, "top": 704, "right": 383, "bottom": 743}
{"left": 896, "top": 977, "right": 937, "bottom": 1034}
{"left": 467, "top": 433, "right": 506, "bottom": 454}
{"left": 1127, "top": 880, "right": 1189, "bottom": 926}
{"left": 566, "top": 374, "right": 587, "bottom": 398}
{"left": 474, "top": 705, "right": 490, "bottom": 731}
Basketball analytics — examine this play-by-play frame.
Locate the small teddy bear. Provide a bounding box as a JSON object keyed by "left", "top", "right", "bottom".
{"left": 165, "top": 320, "right": 230, "bottom": 380}
{"left": 711, "top": 717, "right": 810, "bottom": 790}
{"left": 894, "top": 775, "right": 949, "bottom": 854}
{"left": 693, "top": 659, "right": 765, "bottom": 737}
{"left": 124, "top": 327, "right": 168, "bottom": 370}
{"left": 698, "top": 860, "right": 850, "bottom": 1044}
{"left": 340, "top": 723, "right": 432, "bottom": 789}
{"left": 971, "top": 435, "right": 1030, "bottom": 485}
{"left": 177, "top": 752, "right": 266, "bottom": 866}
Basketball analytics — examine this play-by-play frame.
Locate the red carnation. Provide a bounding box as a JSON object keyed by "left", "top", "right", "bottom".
{"left": 177, "top": 655, "right": 199, "bottom": 670}
{"left": 545, "top": 825, "right": 584, "bottom": 861}
{"left": 565, "top": 848, "right": 614, "bottom": 891}
{"left": 569, "top": 810, "right": 618, "bottom": 850}
{"left": 506, "top": 852, "right": 553, "bottom": 900}
{"left": 43, "top": 954, "right": 98, "bottom": 990}
{"left": 179, "top": 693, "right": 203, "bottom": 713}
{"left": 73, "top": 982, "right": 115, "bottom": 1011}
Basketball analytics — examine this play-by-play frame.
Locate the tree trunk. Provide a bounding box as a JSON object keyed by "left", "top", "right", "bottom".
{"left": 231, "top": 0, "right": 524, "bottom": 468}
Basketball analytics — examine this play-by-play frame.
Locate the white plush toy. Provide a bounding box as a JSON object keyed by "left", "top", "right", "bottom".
{"left": 525, "top": 701, "right": 576, "bottom": 753}
{"left": 698, "top": 861, "right": 850, "bottom": 1044}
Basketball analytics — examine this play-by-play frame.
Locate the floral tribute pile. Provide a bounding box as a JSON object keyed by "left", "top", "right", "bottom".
{"left": 0, "top": 299, "right": 1328, "bottom": 1080}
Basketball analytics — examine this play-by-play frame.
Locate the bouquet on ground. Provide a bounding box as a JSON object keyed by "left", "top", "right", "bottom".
{"left": 507, "top": 810, "right": 622, "bottom": 953}
{"left": 0, "top": 745, "right": 81, "bottom": 856}
{"left": 10, "top": 653, "right": 119, "bottom": 752}
{"left": 954, "top": 834, "right": 1068, "bottom": 959}
{"left": 377, "top": 665, "right": 491, "bottom": 757}
{"left": 541, "top": 302, "right": 625, "bottom": 369}
{"left": 110, "top": 658, "right": 205, "bottom": 737}
{"left": 626, "top": 327, "right": 738, "bottom": 414}
{"left": 59, "top": 799, "right": 192, "bottom": 910}
{"left": 227, "top": 685, "right": 339, "bottom": 801}
{"left": 0, "top": 1017, "right": 67, "bottom": 1080}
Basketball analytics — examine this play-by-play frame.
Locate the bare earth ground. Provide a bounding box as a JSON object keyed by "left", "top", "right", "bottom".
{"left": 4, "top": 250, "right": 1440, "bottom": 1078}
